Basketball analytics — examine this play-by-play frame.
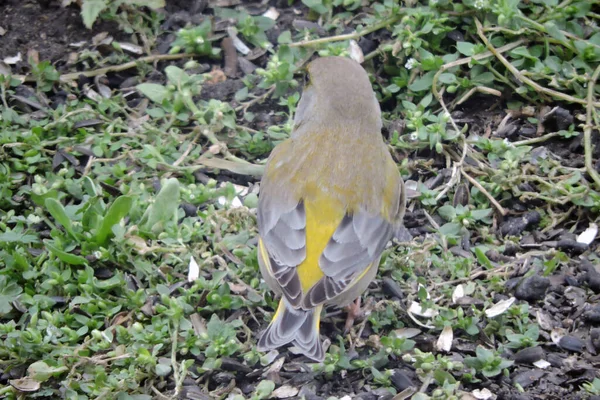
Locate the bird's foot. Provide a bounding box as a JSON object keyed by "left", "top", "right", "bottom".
{"left": 344, "top": 297, "right": 364, "bottom": 334}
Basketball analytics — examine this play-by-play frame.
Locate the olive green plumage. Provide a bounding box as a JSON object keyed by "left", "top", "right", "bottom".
{"left": 257, "top": 56, "right": 406, "bottom": 361}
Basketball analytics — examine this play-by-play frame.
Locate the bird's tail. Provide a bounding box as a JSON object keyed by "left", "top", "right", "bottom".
{"left": 257, "top": 298, "right": 324, "bottom": 361}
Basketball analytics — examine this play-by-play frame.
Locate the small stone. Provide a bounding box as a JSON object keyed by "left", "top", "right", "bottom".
{"left": 382, "top": 277, "right": 404, "bottom": 299}
{"left": 515, "top": 275, "right": 550, "bottom": 301}
{"left": 514, "top": 346, "right": 545, "bottom": 364}
{"left": 512, "top": 369, "right": 545, "bottom": 388}
{"left": 390, "top": 370, "right": 414, "bottom": 391}
{"left": 558, "top": 335, "right": 584, "bottom": 353}
{"left": 556, "top": 239, "right": 588, "bottom": 254}
{"left": 499, "top": 211, "right": 541, "bottom": 237}
{"left": 591, "top": 328, "right": 600, "bottom": 351}
{"left": 584, "top": 305, "right": 600, "bottom": 324}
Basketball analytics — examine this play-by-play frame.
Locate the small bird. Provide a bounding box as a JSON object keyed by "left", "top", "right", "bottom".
{"left": 256, "top": 56, "right": 406, "bottom": 361}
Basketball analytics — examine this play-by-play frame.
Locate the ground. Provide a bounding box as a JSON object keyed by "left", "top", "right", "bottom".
{"left": 1, "top": 0, "right": 600, "bottom": 399}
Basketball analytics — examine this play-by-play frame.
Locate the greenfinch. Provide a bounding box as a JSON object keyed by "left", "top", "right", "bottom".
{"left": 256, "top": 56, "right": 406, "bottom": 361}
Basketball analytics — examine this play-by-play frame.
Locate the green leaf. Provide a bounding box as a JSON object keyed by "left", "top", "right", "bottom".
{"left": 433, "top": 369, "right": 456, "bottom": 385}
{"left": 438, "top": 72, "right": 457, "bottom": 84}
{"left": 474, "top": 247, "right": 493, "bottom": 269}
{"left": 27, "top": 361, "right": 68, "bottom": 382}
{"left": 439, "top": 222, "right": 462, "bottom": 236}
{"left": 45, "top": 241, "right": 87, "bottom": 266}
{"left": 0, "top": 275, "right": 22, "bottom": 315}
{"left": 45, "top": 198, "right": 77, "bottom": 239}
{"left": 277, "top": 30, "right": 292, "bottom": 44}
{"left": 81, "top": 0, "right": 108, "bottom": 29}
{"left": 254, "top": 380, "right": 275, "bottom": 399}
{"left": 165, "top": 66, "right": 190, "bottom": 86}
{"left": 456, "top": 42, "right": 475, "bottom": 56}
{"left": 122, "top": 0, "right": 165, "bottom": 8}
{"left": 475, "top": 346, "right": 494, "bottom": 364}
{"left": 471, "top": 208, "right": 492, "bottom": 220}
{"left": 437, "top": 205, "right": 457, "bottom": 221}
{"left": 155, "top": 364, "right": 172, "bottom": 377}
{"left": 408, "top": 71, "right": 435, "bottom": 92}
{"left": 140, "top": 178, "right": 180, "bottom": 234}
{"left": 136, "top": 83, "right": 170, "bottom": 103}
{"left": 471, "top": 72, "right": 495, "bottom": 85}
{"left": 96, "top": 196, "right": 132, "bottom": 245}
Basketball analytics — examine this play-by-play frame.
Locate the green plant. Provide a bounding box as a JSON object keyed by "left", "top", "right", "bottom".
{"left": 78, "top": 0, "right": 165, "bottom": 29}
{"left": 505, "top": 324, "right": 540, "bottom": 349}
{"left": 464, "top": 346, "right": 514, "bottom": 377}
{"left": 170, "top": 19, "right": 221, "bottom": 57}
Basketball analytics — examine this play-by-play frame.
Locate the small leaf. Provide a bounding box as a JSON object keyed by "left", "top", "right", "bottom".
{"left": 475, "top": 247, "right": 493, "bottom": 269}
{"left": 45, "top": 198, "right": 76, "bottom": 239}
{"left": 81, "top": 0, "right": 108, "bottom": 29}
{"left": 544, "top": 22, "right": 568, "bottom": 43}
{"left": 136, "top": 83, "right": 169, "bottom": 103}
{"left": 485, "top": 297, "right": 515, "bottom": 318}
{"left": 155, "top": 363, "right": 172, "bottom": 377}
{"left": 438, "top": 222, "right": 462, "bottom": 236}
{"left": 277, "top": 30, "right": 292, "bottom": 44}
{"left": 438, "top": 72, "right": 457, "bottom": 84}
{"left": 45, "top": 241, "right": 87, "bottom": 266}
{"left": 408, "top": 71, "right": 435, "bottom": 92}
{"left": 456, "top": 41, "right": 475, "bottom": 56}
{"left": 436, "top": 325, "right": 453, "bottom": 352}
{"left": 437, "top": 205, "right": 456, "bottom": 221}
{"left": 165, "top": 66, "right": 190, "bottom": 86}
{"left": 0, "top": 275, "right": 23, "bottom": 315}
{"left": 140, "top": 178, "right": 180, "bottom": 234}
{"left": 96, "top": 196, "right": 132, "bottom": 245}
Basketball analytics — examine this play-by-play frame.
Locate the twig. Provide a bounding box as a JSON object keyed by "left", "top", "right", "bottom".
{"left": 461, "top": 169, "right": 507, "bottom": 216}
{"left": 14, "top": 53, "right": 192, "bottom": 83}
{"left": 512, "top": 131, "right": 562, "bottom": 146}
{"left": 474, "top": 19, "right": 600, "bottom": 108}
{"left": 289, "top": 14, "right": 403, "bottom": 48}
{"left": 584, "top": 64, "right": 600, "bottom": 190}
{"left": 432, "top": 39, "right": 525, "bottom": 101}
{"left": 235, "top": 85, "right": 275, "bottom": 113}
{"left": 173, "top": 131, "right": 201, "bottom": 167}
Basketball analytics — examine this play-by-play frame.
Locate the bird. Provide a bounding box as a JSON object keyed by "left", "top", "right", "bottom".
{"left": 256, "top": 56, "right": 406, "bottom": 361}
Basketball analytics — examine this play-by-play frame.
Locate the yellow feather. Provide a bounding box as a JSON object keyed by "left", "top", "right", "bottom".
{"left": 296, "top": 192, "right": 344, "bottom": 293}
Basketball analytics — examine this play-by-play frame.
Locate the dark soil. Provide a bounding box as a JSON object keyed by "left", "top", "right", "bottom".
{"left": 3, "top": 1, "right": 600, "bottom": 399}
{"left": 0, "top": 0, "right": 120, "bottom": 69}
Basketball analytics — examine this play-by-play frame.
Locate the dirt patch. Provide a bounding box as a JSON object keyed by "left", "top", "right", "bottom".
{"left": 0, "top": 0, "right": 120, "bottom": 68}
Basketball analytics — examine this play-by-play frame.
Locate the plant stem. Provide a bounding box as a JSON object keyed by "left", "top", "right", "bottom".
{"left": 14, "top": 53, "right": 192, "bottom": 83}
{"left": 289, "top": 14, "right": 403, "bottom": 48}
{"left": 475, "top": 19, "right": 600, "bottom": 108}
{"left": 584, "top": 65, "right": 600, "bottom": 189}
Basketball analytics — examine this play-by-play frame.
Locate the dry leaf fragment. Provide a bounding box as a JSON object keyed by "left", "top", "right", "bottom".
{"left": 436, "top": 325, "right": 453, "bottom": 352}
{"left": 485, "top": 297, "right": 515, "bottom": 318}
{"left": 188, "top": 256, "right": 199, "bottom": 282}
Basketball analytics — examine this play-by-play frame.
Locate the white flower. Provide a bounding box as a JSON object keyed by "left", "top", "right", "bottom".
{"left": 410, "top": 132, "right": 419, "bottom": 141}
{"left": 474, "top": 0, "right": 487, "bottom": 9}
{"left": 405, "top": 58, "right": 417, "bottom": 70}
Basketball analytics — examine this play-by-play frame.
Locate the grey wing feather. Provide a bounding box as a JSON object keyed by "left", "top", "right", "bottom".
{"left": 258, "top": 201, "right": 307, "bottom": 307}
{"left": 303, "top": 211, "right": 394, "bottom": 308}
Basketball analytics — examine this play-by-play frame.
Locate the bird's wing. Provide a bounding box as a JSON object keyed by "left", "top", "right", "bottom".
{"left": 258, "top": 197, "right": 307, "bottom": 307}
{"left": 302, "top": 210, "right": 394, "bottom": 309}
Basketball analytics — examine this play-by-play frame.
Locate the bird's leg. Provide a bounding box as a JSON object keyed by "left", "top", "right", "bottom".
{"left": 344, "top": 297, "right": 363, "bottom": 333}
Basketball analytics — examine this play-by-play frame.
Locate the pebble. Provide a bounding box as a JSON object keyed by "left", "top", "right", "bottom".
{"left": 584, "top": 305, "right": 600, "bottom": 324}
{"left": 382, "top": 277, "right": 404, "bottom": 299}
{"left": 498, "top": 211, "right": 541, "bottom": 237}
{"left": 513, "top": 369, "right": 545, "bottom": 388}
{"left": 590, "top": 328, "right": 600, "bottom": 351}
{"left": 514, "top": 346, "right": 545, "bottom": 364}
{"left": 390, "top": 370, "right": 414, "bottom": 392}
{"left": 515, "top": 275, "right": 550, "bottom": 301}
{"left": 558, "top": 335, "right": 584, "bottom": 353}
